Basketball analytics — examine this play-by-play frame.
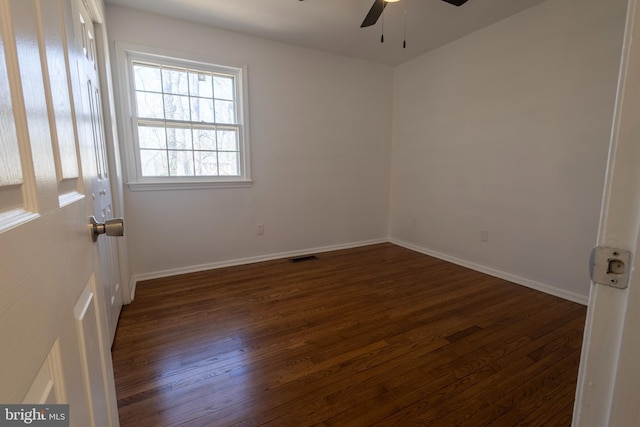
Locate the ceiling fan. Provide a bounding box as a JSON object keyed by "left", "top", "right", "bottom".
{"left": 361, "top": 0, "right": 469, "bottom": 28}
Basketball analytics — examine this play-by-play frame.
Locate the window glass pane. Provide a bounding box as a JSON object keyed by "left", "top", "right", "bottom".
{"left": 190, "top": 97, "right": 214, "bottom": 123}
{"left": 214, "top": 76, "right": 234, "bottom": 100}
{"left": 189, "top": 72, "right": 213, "bottom": 98}
{"left": 133, "top": 64, "right": 162, "bottom": 92}
{"left": 195, "top": 151, "right": 218, "bottom": 176}
{"left": 162, "top": 67, "right": 189, "bottom": 95}
{"left": 140, "top": 149, "right": 168, "bottom": 176}
{"left": 169, "top": 150, "right": 194, "bottom": 176}
{"left": 164, "top": 95, "right": 190, "bottom": 121}
{"left": 218, "top": 152, "right": 239, "bottom": 176}
{"left": 138, "top": 125, "right": 166, "bottom": 149}
{"left": 166, "top": 127, "right": 192, "bottom": 150}
{"left": 217, "top": 129, "right": 238, "bottom": 151}
{"left": 214, "top": 100, "right": 235, "bottom": 124}
{"left": 136, "top": 91, "right": 164, "bottom": 119}
{"left": 193, "top": 129, "right": 216, "bottom": 150}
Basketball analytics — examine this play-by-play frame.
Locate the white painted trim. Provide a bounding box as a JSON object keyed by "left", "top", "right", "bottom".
{"left": 574, "top": 0, "right": 640, "bottom": 424}
{"left": 58, "top": 192, "right": 85, "bottom": 208}
{"left": 84, "top": 0, "right": 104, "bottom": 24}
{"left": 0, "top": 1, "right": 39, "bottom": 216}
{"left": 127, "top": 237, "right": 587, "bottom": 306}
{"left": 46, "top": 341, "right": 67, "bottom": 404}
{"left": 127, "top": 179, "right": 253, "bottom": 192}
{"left": 114, "top": 41, "right": 252, "bottom": 188}
{"left": 0, "top": 210, "right": 39, "bottom": 233}
{"left": 128, "top": 238, "right": 388, "bottom": 296}
{"left": 390, "top": 238, "right": 588, "bottom": 305}
{"left": 128, "top": 276, "right": 137, "bottom": 303}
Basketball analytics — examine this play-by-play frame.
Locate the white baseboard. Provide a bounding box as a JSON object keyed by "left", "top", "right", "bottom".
{"left": 390, "top": 238, "right": 588, "bottom": 305}
{"left": 128, "top": 276, "right": 137, "bottom": 303}
{"left": 127, "top": 237, "right": 588, "bottom": 306}
{"left": 127, "top": 238, "right": 388, "bottom": 301}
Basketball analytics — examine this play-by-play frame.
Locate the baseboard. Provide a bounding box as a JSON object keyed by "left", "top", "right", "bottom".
{"left": 390, "top": 238, "right": 589, "bottom": 306}
{"left": 127, "top": 238, "right": 388, "bottom": 300}
{"left": 128, "top": 237, "right": 588, "bottom": 306}
{"left": 128, "top": 276, "right": 137, "bottom": 303}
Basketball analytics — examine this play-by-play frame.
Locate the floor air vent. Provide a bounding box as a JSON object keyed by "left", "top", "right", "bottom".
{"left": 289, "top": 255, "right": 318, "bottom": 263}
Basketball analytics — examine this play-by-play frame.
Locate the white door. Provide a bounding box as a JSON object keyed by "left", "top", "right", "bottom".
{"left": 76, "top": 0, "right": 123, "bottom": 344}
{"left": 573, "top": 0, "right": 640, "bottom": 425}
{"left": 0, "top": 0, "right": 119, "bottom": 425}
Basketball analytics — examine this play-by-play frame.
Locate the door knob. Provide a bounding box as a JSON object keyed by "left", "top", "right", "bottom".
{"left": 90, "top": 216, "right": 124, "bottom": 242}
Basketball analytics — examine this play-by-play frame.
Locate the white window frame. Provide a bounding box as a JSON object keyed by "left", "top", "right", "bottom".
{"left": 115, "top": 42, "right": 251, "bottom": 191}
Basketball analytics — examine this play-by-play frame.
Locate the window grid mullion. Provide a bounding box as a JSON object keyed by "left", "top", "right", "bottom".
{"left": 191, "top": 124, "right": 196, "bottom": 177}
{"left": 158, "top": 65, "right": 171, "bottom": 176}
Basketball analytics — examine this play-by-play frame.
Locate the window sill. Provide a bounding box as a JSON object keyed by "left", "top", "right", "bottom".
{"left": 127, "top": 180, "right": 253, "bottom": 192}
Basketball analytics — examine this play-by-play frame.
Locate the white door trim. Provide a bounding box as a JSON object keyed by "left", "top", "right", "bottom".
{"left": 573, "top": 0, "right": 640, "bottom": 425}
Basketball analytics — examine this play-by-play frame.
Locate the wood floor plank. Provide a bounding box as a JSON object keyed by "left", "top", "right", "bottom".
{"left": 112, "top": 243, "right": 586, "bottom": 426}
{"left": 305, "top": 302, "right": 584, "bottom": 427}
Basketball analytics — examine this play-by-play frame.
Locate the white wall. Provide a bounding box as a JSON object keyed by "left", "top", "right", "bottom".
{"left": 390, "top": 0, "right": 627, "bottom": 302}
{"left": 106, "top": 5, "right": 393, "bottom": 279}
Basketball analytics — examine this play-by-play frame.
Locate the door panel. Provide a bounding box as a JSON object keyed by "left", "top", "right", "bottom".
{"left": 0, "top": 0, "right": 27, "bottom": 223}
{"left": 22, "top": 353, "right": 56, "bottom": 405}
{"left": 77, "top": 0, "right": 123, "bottom": 343}
{"left": 21, "top": 340, "right": 67, "bottom": 406}
{"left": 74, "top": 281, "right": 113, "bottom": 427}
{"left": 37, "top": 0, "right": 81, "bottom": 195}
{"left": 0, "top": 0, "right": 119, "bottom": 425}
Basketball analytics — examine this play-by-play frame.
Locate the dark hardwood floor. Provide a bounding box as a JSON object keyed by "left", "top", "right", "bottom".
{"left": 112, "top": 243, "right": 587, "bottom": 426}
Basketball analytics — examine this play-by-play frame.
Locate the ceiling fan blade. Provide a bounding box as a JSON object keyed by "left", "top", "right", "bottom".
{"left": 441, "top": 0, "right": 469, "bottom": 6}
{"left": 361, "top": 0, "right": 387, "bottom": 28}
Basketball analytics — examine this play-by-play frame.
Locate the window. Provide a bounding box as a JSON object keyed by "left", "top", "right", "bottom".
{"left": 116, "top": 44, "right": 251, "bottom": 190}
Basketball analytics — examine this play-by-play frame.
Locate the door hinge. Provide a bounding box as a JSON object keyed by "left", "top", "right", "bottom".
{"left": 590, "top": 246, "right": 631, "bottom": 289}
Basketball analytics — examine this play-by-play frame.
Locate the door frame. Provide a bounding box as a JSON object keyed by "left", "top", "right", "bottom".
{"left": 573, "top": 0, "right": 640, "bottom": 424}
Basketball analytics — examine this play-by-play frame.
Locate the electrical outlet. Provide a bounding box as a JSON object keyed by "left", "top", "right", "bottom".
{"left": 480, "top": 230, "right": 489, "bottom": 242}
{"left": 257, "top": 223, "right": 264, "bottom": 235}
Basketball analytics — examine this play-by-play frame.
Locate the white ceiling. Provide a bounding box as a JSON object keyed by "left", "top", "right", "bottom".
{"left": 105, "top": 0, "right": 548, "bottom": 66}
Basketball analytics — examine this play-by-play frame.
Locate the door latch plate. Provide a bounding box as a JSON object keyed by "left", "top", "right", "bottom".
{"left": 590, "top": 246, "right": 631, "bottom": 289}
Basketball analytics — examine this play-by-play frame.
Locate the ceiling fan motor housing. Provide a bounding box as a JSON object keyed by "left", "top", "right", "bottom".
{"left": 361, "top": 0, "right": 469, "bottom": 28}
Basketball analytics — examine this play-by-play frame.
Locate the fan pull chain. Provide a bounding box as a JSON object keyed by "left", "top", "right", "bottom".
{"left": 381, "top": 9, "right": 384, "bottom": 43}
{"left": 403, "top": 0, "right": 408, "bottom": 48}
